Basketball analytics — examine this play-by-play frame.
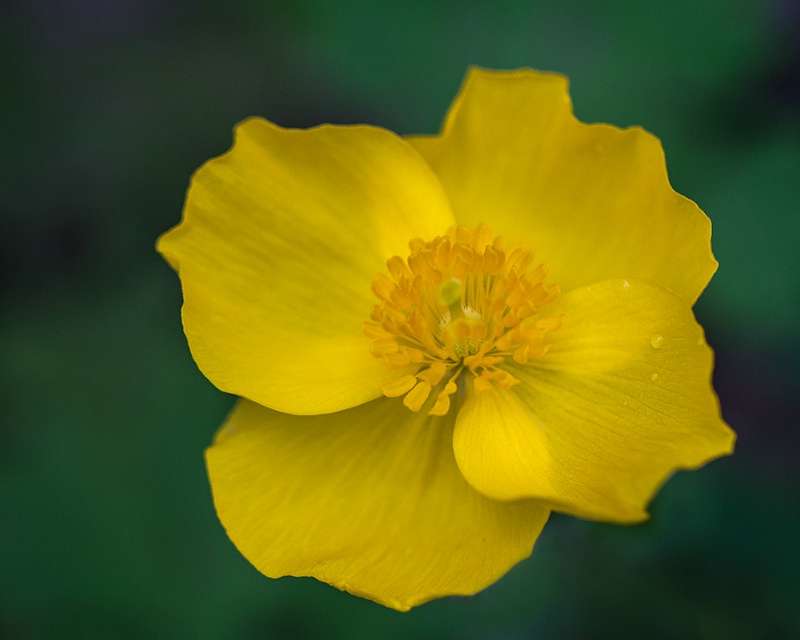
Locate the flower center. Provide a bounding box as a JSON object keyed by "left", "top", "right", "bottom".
{"left": 364, "top": 224, "right": 562, "bottom": 416}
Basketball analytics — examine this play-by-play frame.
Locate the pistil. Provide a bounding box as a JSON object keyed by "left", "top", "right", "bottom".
{"left": 364, "top": 224, "right": 562, "bottom": 416}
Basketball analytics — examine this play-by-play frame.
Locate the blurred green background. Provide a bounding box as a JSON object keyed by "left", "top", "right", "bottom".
{"left": 2, "top": 0, "right": 798, "bottom": 638}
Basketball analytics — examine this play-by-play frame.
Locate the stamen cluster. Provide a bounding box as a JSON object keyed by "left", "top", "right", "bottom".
{"left": 364, "top": 224, "right": 562, "bottom": 416}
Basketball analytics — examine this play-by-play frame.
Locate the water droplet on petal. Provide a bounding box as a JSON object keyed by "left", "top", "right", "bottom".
{"left": 650, "top": 372, "right": 659, "bottom": 382}
{"left": 650, "top": 334, "right": 664, "bottom": 349}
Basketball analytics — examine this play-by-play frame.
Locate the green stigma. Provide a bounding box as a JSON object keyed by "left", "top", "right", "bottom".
{"left": 439, "top": 278, "right": 464, "bottom": 319}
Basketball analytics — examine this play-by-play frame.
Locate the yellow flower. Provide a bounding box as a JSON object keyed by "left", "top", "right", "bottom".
{"left": 157, "top": 68, "right": 734, "bottom": 611}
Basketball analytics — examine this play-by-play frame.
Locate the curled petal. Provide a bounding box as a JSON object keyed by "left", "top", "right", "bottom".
{"left": 453, "top": 279, "right": 734, "bottom": 522}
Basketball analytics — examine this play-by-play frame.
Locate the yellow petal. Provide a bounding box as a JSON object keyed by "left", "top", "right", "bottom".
{"left": 158, "top": 118, "right": 455, "bottom": 414}
{"left": 408, "top": 67, "right": 717, "bottom": 305}
{"left": 207, "top": 398, "right": 549, "bottom": 611}
{"left": 453, "top": 279, "right": 734, "bottom": 522}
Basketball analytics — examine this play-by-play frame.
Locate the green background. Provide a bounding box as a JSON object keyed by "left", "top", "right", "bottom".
{"left": 2, "top": 1, "right": 798, "bottom": 638}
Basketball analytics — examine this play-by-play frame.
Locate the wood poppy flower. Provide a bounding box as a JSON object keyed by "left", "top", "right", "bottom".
{"left": 158, "top": 68, "right": 734, "bottom": 611}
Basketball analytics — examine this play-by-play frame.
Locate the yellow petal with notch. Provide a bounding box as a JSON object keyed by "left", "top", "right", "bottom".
{"left": 408, "top": 67, "right": 717, "bottom": 305}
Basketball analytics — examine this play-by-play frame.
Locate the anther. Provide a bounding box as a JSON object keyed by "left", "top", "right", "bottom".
{"left": 364, "top": 224, "right": 562, "bottom": 415}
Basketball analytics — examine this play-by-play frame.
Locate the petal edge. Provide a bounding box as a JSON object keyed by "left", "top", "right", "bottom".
{"left": 159, "top": 118, "right": 455, "bottom": 414}
{"left": 207, "top": 398, "right": 550, "bottom": 610}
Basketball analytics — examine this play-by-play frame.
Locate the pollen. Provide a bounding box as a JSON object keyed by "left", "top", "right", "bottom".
{"left": 364, "top": 224, "right": 562, "bottom": 416}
